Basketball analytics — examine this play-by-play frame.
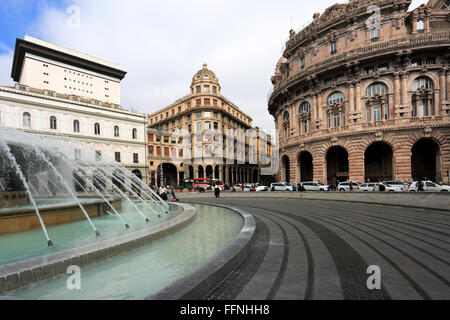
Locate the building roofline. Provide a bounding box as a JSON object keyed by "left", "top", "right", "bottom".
{"left": 11, "top": 37, "right": 127, "bottom": 82}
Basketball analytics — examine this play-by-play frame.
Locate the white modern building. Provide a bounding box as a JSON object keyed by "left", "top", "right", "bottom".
{"left": 0, "top": 36, "right": 148, "bottom": 183}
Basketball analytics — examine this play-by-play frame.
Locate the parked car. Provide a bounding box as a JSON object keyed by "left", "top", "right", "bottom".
{"left": 243, "top": 184, "right": 256, "bottom": 192}
{"left": 270, "top": 182, "right": 293, "bottom": 192}
{"left": 234, "top": 184, "right": 243, "bottom": 191}
{"left": 254, "top": 183, "right": 269, "bottom": 192}
{"left": 409, "top": 181, "right": 450, "bottom": 192}
{"left": 337, "top": 182, "right": 361, "bottom": 192}
{"left": 300, "top": 181, "right": 330, "bottom": 192}
{"left": 382, "top": 180, "right": 409, "bottom": 192}
{"left": 359, "top": 183, "right": 378, "bottom": 192}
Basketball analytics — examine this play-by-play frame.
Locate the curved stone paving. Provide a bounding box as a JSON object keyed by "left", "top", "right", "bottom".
{"left": 185, "top": 197, "right": 450, "bottom": 300}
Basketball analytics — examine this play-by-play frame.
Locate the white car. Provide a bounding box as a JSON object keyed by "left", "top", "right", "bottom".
{"left": 382, "top": 180, "right": 409, "bottom": 192}
{"left": 243, "top": 184, "right": 254, "bottom": 192}
{"left": 378, "top": 183, "right": 405, "bottom": 192}
{"left": 359, "top": 183, "right": 378, "bottom": 192}
{"left": 270, "top": 182, "right": 293, "bottom": 192}
{"left": 254, "top": 183, "right": 268, "bottom": 192}
{"left": 337, "top": 182, "right": 361, "bottom": 192}
{"left": 301, "top": 181, "right": 330, "bottom": 192}
{"left": 409, "top": 181, "right": 450, "bottom": 192}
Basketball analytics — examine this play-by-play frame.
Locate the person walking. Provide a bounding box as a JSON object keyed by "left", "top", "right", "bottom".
{"left": 241, "top": 184, "right": 244, "bottom": 192}
{"left": 292, "top": 183, "right": 297, "bottom": 192}
{"left": 349, "top": 180, "right": 353, "bottom": 192}
{"left": 418, "top": 179, "right": 424, "bottom": 192}
{"left": 214, "top": 185, "right": 221, "bottom": 198}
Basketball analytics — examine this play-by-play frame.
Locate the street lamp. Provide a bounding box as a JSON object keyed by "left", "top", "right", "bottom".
{"left": 157, "top": 123, "right": 164, "bottom": 188}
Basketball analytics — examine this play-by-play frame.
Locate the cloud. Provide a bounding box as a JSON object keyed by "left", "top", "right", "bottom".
{"left": 8, "top": 0, "right": 430, "bottom": 131}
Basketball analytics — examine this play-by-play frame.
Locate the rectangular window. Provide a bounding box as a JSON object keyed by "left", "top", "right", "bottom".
{"left": 205, "top": 121, "right": 211, "bottom": 130}
{"left": 204, "top": 111, "right": 211, "bottom": 118}
{"left": 373, "top": 104, "right": 382, "bottom": 121}
{"left": 115, "top": 152, "right": 121, "bottom": 162}
{"left": 417, "top": 20, "right": 425, "bottom": 33}
{"left": 370, "top": 28, "right": 379, "bottom": 42}
{"left": 196, "top": 121, "right": 202, "bottom": 131}
{"left": 366, "top": 106, "right": 371, "bottom": 121}
{"left": 204, "top": 85, "right": 210, "bottom": 93}
{"left": 303, "top": 120, "right": 308, "bottom": 133}
{"left": 204, "top": 99, "right": 210, "bottom": 105}
{"left": 378, "top": 64, "right": 389, "bottom": 72}
{"left": 149, "top": 146, "right": 154, "bottom": 155}
{"left": 196, "top": 112, "right": 202, "bottom": 118}
{"left": 95, "top": 150, "right": 102, "bottom": 161}
{"left": 74, "top": 149, "right": 81, "bottom": 160}
{"left": 333, "top": 112, "right": 340, "bottom": 127}
{"left": 133, "top": 153, "right": 139, "bottom": 163}
{"left": 212, "top": 86, "right": 217, "bottom": 94}
{"left": 196, "top": 86, "right": 201, "bottom": 93}
{"left": 196, "top": 99, "right": 201, "bottom": 106}
{"left": 330, "top": 41, "right": 337, "bottom": 55}
{"left": 187, "top": 114, "right": 192, "bottom": 121}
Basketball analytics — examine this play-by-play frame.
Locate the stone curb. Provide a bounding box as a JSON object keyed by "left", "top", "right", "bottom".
{"left": 0, "top": 203, "right": 197, "bottom": 295}
{"left": 145, "top": 202, "right": 256, "bottom": 300}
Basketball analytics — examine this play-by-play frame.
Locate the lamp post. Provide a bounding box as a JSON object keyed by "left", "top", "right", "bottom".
{"left": 157, "top": 123, "right": 164, "bottom": 188}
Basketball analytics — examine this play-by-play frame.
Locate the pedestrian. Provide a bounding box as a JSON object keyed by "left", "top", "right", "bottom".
{"left": 241, "top": 184, "right": 244, "bottom": 192}
{"left": 349, "top": 180, "right": 353, "bottom": 192}
{"left": 418, "top": 179, "right": 424, "bottom": 192}
{"left": 292, "top": 183, "right": 297, "bottom": 192}
{"left": 214, "top": 185, "right": 221, "bottom": 198}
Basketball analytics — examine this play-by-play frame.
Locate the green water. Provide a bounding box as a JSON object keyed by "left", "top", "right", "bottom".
{"left": 0, "top": 200, "right": 179, "bottom": 265}
{"left": 7, "top": 204, "right": 244, "bottom": 300}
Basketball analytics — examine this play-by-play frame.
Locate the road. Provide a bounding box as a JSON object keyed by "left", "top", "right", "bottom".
{"left": 180, "top": 195, "right": 450, "bottom": 300}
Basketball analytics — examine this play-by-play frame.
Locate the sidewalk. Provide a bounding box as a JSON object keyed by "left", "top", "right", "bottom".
{"left": 176, "top": 191, "right": 450, "bottom": 212}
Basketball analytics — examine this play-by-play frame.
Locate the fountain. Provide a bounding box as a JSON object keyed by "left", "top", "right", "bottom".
{"left": 0, "top": 125, "right": 167, "bottom": 245}
{"left": 0, "top": 125, "right": 254, "bottom": 300}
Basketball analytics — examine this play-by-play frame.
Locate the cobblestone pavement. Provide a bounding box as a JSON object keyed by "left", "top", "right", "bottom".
{"left": 179, "top": 195, "right": 450, "bottom": 300}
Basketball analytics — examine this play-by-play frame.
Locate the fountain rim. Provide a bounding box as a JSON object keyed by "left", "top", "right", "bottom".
{"left": 0, "top": 203, "right": 196, "bottom": 295}
{"left": 145, "top": 202, "right": 257, "bottom": 300}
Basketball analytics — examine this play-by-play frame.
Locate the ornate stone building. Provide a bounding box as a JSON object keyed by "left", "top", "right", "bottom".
{"left": 269, "top": 0, "right": 450, "bottom": 186}
{"left": 148, "top": 64, "right": 272, "bottom": 187}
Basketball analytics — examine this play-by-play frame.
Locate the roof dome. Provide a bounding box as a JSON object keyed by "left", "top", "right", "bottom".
{"left": 191, "top": 63, "right": 219, "bottom": 85}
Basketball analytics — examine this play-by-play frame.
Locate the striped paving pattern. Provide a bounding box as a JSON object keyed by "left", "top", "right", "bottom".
{"left": 189, "top": 198, "right": 450, "bottom": 300}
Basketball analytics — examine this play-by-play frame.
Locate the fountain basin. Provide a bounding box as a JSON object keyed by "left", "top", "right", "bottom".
{"left": 0, "top": 191, "right": 28, "bottom": 208}
{"left": 0, "top": 203, "right": 196, "bottom": 294}
{"left": 0, "top": 196, "right": 122, "bottom": 235}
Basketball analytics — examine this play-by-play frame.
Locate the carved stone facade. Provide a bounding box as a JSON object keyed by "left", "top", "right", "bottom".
{"left": 269, "top": 0, "right": 450, "bottom": 186}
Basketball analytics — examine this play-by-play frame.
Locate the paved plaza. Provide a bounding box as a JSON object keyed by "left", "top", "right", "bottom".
{"left": 178, "top": 193, "right": 450, "bottom": 300}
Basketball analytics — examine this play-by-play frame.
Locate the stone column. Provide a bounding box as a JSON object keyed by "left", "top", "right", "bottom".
{"left": 401, "top": 72, "right": 408, "bottom": 106}
{"left": 313, "top": 93, "right": 318, "bottom": 120}
{"left": 439, "top": 70, "right": 446, "bottom": 114}
{"left": 355, "top": 81, "right": 362, "bottom": 112}
{"left": 434, "top": 91, "right": 440, "bottom": 116}
{"left": 349, "top": 82, "right": 355, "bottom": 112}
{"left": 394, "top": 73, "right": 401, "bottom": 106}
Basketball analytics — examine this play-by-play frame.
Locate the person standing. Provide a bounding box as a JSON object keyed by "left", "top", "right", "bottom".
{"left": 241, "top": 184, "right": 244, "bottom": 192}
{"left": 349, "top": 181, "right": 353, "bottom": 192}
{"left": 214, "top": 185, "right": 221, "bottom": 198}
{"left": 292, "top": 183, "right": 297, "bottom": 192}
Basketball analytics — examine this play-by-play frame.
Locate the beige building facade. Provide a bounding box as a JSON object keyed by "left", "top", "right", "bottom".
{"left": 269, "top": 0, "right": 450, "bottom": 186}
{"left": 148, "top": 64, "right": 272, "bottom": 187}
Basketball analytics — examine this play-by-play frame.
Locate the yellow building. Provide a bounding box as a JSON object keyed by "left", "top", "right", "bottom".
{"left": 147, "top": 64, "right": 272, "bottom": 187}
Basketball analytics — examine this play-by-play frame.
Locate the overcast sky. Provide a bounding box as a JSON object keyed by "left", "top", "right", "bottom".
{"left": 0, "top": 0, "right": 426, "bottom": 131}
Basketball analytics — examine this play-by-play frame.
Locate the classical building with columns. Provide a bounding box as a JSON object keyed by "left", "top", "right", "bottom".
{"left": 147, "top": 64, "right": 272, "bottom": 187}
{"left": 269, "top": 0, "right": 450, "bottom": 186}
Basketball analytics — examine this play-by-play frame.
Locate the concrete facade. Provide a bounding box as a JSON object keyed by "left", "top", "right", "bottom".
{"left": 268, "top": 0, "right": 450, "bottom": 186}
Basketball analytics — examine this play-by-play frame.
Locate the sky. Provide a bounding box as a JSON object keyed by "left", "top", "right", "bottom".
{"left": 0, "top": 0, "right": 426, "bottom": 131}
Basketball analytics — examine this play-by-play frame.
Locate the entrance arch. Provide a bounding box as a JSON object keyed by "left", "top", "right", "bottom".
{"left": 198, "top": 166, "right": 204, "bottom": 179}
{"left": 281, "top": 155, "right": 290, "bottom": 183}
{"left": 326, "top": 146, "right": 349, "bottom": 186}
{"left": 364, "top": 142, "right": 393, "bottom": 182}
{"left": 206, "top": 165, "right": 213, "bottom": 179}
{"left": 157, "top": 163, "right": 178, "bottom": 186}
{"left": 297, "top": 151, "right": 313, "bottom": 182}
{"left": 411, "top": 138, "right": 441, "bottom": 182}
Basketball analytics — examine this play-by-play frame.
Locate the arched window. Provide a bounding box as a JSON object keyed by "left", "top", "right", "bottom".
{"left": 132, "top": 128, "right": 138, "bottom": 140}
{"left": 366, "top": 82, "right": 388, "bottom": 96}
{"left": 411, "top": 77, "right": 434, "bottom": 117}
{"left": 23, "top": 112, "right": 31, "bottom": 128}
{"left": 327, "top": 91, "right": 345, "bottom": 105}
{"left": 50, "top": 116, "right": 57, "bottom": 130}
{"left": 412, "top": 77, "right": 433, "bottom": 91}
{"left": 299, "top": 101, "right": 311, "bottom": 113}
{"left": 114, "top": 125, "right": 120, "bottom": 137}
{"left": 282, "top": 111, "right": 290, "bottom": 140}
{"left": 283, "top": 111, "right": 290, "bottom": 121}
{"left": 73, "top": 120, "right": 80, "bottom": 133}
{"left": 94, "top": 123, "right": 101, "bottom": 135}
